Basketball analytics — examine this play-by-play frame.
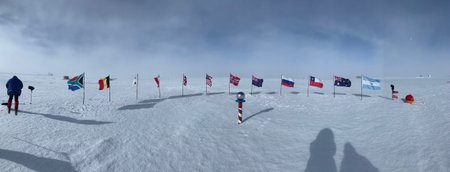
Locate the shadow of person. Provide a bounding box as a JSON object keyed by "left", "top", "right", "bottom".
{"left": 340, "top": 143, "right": 379, "bottom": 172}
{"left": 0, "top": 148, "right": 76, "bottom": 172}
{"left": 305, "top": 128, "right": 337, "bottom": 172}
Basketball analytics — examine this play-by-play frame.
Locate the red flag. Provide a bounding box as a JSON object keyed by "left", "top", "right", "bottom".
{"left": 230, "top": 74, "right": 240, "bottom": 86}
{"left": 154, "top": 75, "right": 160, "bottom": 88}
{"left": 183, "top": 75, "right": 187, "bottom": 86}
{"left": 206, "top": 74, "right": 212, "bottom": 87}
{"left": 309, "top": 76, "right": 323, "bottom": 88}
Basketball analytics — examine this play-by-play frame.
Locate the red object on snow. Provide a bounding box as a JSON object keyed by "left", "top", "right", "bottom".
{"left": 405, "top": 94, "right": 415, "bottom": 104}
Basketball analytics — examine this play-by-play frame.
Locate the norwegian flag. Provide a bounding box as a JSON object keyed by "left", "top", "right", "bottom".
{"left": 183, "top": 75, "right": 187, "bottom": 86}
{"left": 206, "top": 74, "right": 212, "bottom": 87}
{"left": 154, "top": 75, "right": 160, "bottom": 88}
{"left": 229, "top": 74, "right": 240, "bottom": 86}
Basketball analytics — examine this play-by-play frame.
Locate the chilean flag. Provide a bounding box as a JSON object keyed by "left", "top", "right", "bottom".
{"left": 309, "top": 76, "right": 323, "bottom": 88}
{"left": 281, "top": 76, "right": 295, "bottom": 87}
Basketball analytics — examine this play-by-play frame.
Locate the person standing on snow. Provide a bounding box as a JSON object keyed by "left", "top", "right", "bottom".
{"left": 6, "top": 76, "right": 23, "bottom": 115}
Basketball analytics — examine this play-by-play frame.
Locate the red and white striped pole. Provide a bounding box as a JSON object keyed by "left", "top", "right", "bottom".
{"left": 236, "top": 92, "right": 246, "bottom": 125}
{"left": 238, "top": 102, "right": 243, "bottom": 124}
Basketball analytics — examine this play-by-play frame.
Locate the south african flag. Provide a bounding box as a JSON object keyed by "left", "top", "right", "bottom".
{"left": 68, "top": 73, "right": 85, "bottom": 91}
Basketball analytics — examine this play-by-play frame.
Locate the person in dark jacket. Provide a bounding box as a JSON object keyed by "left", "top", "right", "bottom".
{"left": 6, "top": 76, "right": 23, "bottom": 115}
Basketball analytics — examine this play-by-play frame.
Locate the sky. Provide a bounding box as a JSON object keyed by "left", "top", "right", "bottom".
{"left": 0, "top": 0, "right": 449, "bottom": 78}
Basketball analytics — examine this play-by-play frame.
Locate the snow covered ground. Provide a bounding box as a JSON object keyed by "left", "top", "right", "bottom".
{"left": 0, "top": 74, "right": 449, "bottom": 172}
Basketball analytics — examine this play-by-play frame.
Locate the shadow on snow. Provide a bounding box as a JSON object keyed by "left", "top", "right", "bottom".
{"left": 20, "top": 111, "right": 113, "bottom": 125}
{"left": 305, "top": 128, "right": 379, "bottom": 172}
{"left": 242, "top": 108, "right": 274, "bottom": 123}
{"left": 0, "top": 148, "right": 76, "bottom": 172}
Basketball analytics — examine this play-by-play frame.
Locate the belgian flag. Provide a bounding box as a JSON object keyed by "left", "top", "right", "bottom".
{"left": 98, "top": 76, "right": 110, "bottom": 90}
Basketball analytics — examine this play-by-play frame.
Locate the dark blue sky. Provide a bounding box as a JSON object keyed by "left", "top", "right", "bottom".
{"left": 0, "top": 0, "right": 449, "bottom": 78}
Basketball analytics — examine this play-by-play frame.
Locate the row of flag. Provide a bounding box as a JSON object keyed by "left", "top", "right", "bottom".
{"left": 67, "top": 73, "right": 381, "bottom": 91}
{"left": 66, "top": 73, "right": 382, "bottom": 104}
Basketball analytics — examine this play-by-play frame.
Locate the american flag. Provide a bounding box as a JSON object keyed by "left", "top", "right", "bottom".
{"left": 183, "top": 75, "right": 187, "bottom": 86}
{"left": 206, "top": 74, "right": 212, "bottom": 87}
{"left": 229, "top": 74, "right": 240, "bottom": 86}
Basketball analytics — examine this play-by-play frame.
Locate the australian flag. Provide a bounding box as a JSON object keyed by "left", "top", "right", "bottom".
{"left": 334, "top": 76, "right": 351, "bottom": 87}
{"left": 252, "top": 75, "right": 263, "bottom": 87}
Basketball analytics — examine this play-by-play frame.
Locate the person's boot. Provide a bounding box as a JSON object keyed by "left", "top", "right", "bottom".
{"left": 7, "top": 100, "right": 11, "bottom": 114}
{"left": 14, "top": 101, "right": 19, "bottom": 116}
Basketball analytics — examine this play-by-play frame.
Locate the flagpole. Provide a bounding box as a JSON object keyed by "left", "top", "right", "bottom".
{"left": 250, "top": 75, "right": 253, "bottom": 95}
{"left": 136, "top": 73, "right": 139, "bottom": 101}
{"left": 108, "top": 75, "right": 111, "bottom": 102}
{"left": 360, "top": 75, "right": 363, "bottom": 100}
{"left": 307, "top": 76, "right": 310, "bottom": 97}
{"left": 229, "top": 73, "right": 231, "bottom": 95}
{"left": 205, "top": 73, "right": 208, "bottom": 95}
{"left": 333, "top": 76, "right": 336, "bottom": 98}
{"left": 182, "top": 73, "right": 184, "bottom": 96}
{"left": 83, "top": 72, "right": 85, "bottom": 105}
{"left": 158, "top": 75, "right": 161, "bottom": 99}
{"left": 280, "top": 75, "right": 282, "bottom": 96}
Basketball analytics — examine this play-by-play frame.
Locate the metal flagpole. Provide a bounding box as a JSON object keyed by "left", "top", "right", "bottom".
{"left": 108, "top": 75, "right": 111, "bottom": 102}
{"left": 280, "top": 75, "right": 282, "bottom": 96}
{"left": 205, "top": 73, "right": 208, "bottom": 95}
{"left": 136, "top": 73, "right": 139, "bottom": 100}
{"left": 83, "top": 72, "right": 85, "bottom": 105}
{"left": 182, "top": 73, "right": 184, "bottom": 96}
{"left": 307, "top": 76, "right": 310, "bottom": 97}
{"left": 361, "top": 75, "right": 363, "bottom": 100}
{"left": 158, "top": 75, "right": 161, "bottom": 99}
{"left": 250, "top": 76, "right": 253, "bottom": 95}
{"left": 333, "top": 76, "right": 336, "bottom": 98}
{"left": 229, "top": 73, "right": 231, "bottom": 94}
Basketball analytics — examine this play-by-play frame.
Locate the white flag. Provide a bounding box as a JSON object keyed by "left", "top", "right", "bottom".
{"left": 132, "top": 77, "right": 137, "bottom": 87}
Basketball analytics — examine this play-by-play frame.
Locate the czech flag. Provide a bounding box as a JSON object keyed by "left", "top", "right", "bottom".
{"left": 309, "top": 76, "right": 323, "bottom": 88}
{"left": 98, "top": 76, "right": 110, "bottom": 90}
{"left": 281, "top": 76, "right": 295, "bottom": 87}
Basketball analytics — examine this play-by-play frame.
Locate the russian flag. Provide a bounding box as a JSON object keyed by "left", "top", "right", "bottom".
{"left": 281, "top": 76, "right": 295, "bottom": 87}
{"left": 309, "top": 76, "right": 323, "bottom": 88}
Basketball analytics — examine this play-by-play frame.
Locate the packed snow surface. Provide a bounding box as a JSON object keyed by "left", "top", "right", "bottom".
{"left": 0, "top": 74, "right": 449, "bottom": 172}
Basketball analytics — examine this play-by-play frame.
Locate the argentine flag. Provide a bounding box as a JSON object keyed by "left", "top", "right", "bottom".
{"left": 362, "top": 76, "right": 381, "bottom": 90}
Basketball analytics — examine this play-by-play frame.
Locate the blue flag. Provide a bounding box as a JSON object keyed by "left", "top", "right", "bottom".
{"left": 252, "top": 76, "right": 263, "bottom": 87}
{"left": 362, "top": 76, "right": 381, "bottom": 90}
{"left": 334, "top": 76, "right": 351, "bottom": 87}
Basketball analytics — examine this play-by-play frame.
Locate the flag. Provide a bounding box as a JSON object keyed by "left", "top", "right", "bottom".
{"left": 206, "top": 74, "right": 212, "bottom": 87}
{"left": 309, "top": 76, "right": 323, "bottom": 88}
{"left": 334, "top": 76, "right": 351, "bottom": 87}
{"left": 281, "top": 76, "right": 295, "bottom": 87}
{"left": 252, "top": 75, "right": 263, "bottom": 87}
{"left": 154, "top": 75, "right": 160, "bottom": 88}
{"left": 362, "top": 76, "right": 381, "bottom": 90}
{"left": 67, "top": 73, "right": 84, "bottom": 91}
{"left": 183, "top": 75, "right": 187, "bottom": 86}
{"left": 230, "top": 74, "right": 240, "bottom": 86}
{"left": 392, "top": 91, "right": 399, "bottom": 100}
{"left": 132, "top": 77, "right": 137, "bottom": 87}
{"left": 98, "top": 76, "right": 110, "bottom": 90}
